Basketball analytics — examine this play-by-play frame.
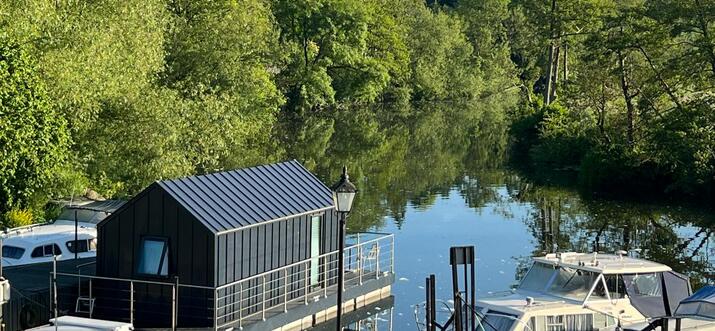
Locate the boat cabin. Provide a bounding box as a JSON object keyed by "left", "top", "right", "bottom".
{"left": 1, "top": 223, "right": 97, "bottom": 267}
{"left": 475, "top": 252, "right": 691, "bottom": 331}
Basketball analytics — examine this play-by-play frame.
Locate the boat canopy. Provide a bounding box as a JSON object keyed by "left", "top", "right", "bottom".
{"left": 674, "top": 285, "right": 715, "bottom": 320}
{"left": 622, "top": 271, "right": 691, "bottom": 318}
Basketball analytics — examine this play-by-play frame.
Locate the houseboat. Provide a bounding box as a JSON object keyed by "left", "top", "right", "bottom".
{"left": 474, "top": 252, "right": 691, "bottom": 331}
{"left": 46, "top": 160, "right": 394, "bottom": 330}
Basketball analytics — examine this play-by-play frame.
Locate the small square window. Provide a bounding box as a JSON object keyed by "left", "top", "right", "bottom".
{"left": 137, "top": 237, "right": 169, "bottom": 277}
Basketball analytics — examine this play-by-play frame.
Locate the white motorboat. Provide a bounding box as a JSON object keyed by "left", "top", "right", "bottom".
{"left": 1, "top": 222, "right": 97, "bottom": 267}
{"left": 0, "top": 200, "right": 123, "bottom": 267}
{"left": 474, "top": 252, "right": 692, "bottom": 331}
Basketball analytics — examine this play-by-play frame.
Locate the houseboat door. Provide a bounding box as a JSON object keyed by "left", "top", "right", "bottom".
{"left": 310, "top": 215, "right": 321, "bottom": 286}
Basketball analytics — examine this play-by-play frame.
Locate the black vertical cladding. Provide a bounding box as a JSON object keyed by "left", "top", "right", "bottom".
{"left": 94, "top": 162, "right": 341, "bottom": 328}
{"left": 96, "top": 183, "right": 215, "bottom": 327}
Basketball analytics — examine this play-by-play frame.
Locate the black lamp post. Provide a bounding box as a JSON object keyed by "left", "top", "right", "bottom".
{"left": 332, "top": 166, "right": 357, "bottom": 331}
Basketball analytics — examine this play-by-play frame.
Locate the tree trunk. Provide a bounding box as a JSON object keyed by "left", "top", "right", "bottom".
{"left": 598, "top": 81, "right": 606, "bottom": 138}
{"left": 544, "top": 0, "right": 557, "bottom": 105}
{"left": 617, "top": 49, "right": 635, "bottom": 145}
{"left": 563, "top": 43, "right": 568, "bottom": 85}
{"left": 549, "top": 45, "right": 561, "bottom": 103}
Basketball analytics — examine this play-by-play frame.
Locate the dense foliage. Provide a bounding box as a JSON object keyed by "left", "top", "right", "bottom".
{"left": 0, "top": 0, "right": 515, "bottom": 221}
{"left": 1, "top": 0, "right": 713, "bottom": 223}
{"left": 507, "top": 0, "right": 715, "bottom": 201}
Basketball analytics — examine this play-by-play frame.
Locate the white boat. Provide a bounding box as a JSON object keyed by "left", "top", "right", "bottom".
{"left": 474, "top": 252, "right": 692, "bottom": 331}
{"left": 1, "top": 222, "right": 97, "bottom": 267}
{"left": 27, "top": 316, "right": 133, "bottom": 331}
{"left": 0, "top": 200, "right": 123, "bottom": 267}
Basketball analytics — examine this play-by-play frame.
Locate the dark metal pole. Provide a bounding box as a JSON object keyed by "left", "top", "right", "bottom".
{"left": 336, "top": 211, "right": 347, "bottom": 331}
{"left": 429, "top": 275, "right": 436, "bottom": 331}
{"left": 74, "top": 210, "right": 78, "bottom": 260}
{"left": 425, "top": 277, "right": 432, "bottom": 331}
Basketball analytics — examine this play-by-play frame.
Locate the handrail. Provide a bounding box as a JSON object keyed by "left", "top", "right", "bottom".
{"left": 76, "top": 261, "right": 97, "bottom": 269}
{"left": 53, "top": 272, "right": 214, "bottom": 290}
{"left": 216, "top": 233, "right": 394, "bottom": 291}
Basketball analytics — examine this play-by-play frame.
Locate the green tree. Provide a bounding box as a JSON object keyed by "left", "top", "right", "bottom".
{"left": 0, "top": 37, "right": 69, "bottom": 215}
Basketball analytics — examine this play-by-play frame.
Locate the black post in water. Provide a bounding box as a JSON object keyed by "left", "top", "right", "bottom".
{"left": 450, "top": 246, "right": 475, "bottom": 331}
{"left": 429, "top": 275, "right": 436, "bottom": 331}
{"left": 335, "top": 212, "right": 347, "bottom": 331}
{"left": 425, "top": 277, "right": 431, "bottom": 331}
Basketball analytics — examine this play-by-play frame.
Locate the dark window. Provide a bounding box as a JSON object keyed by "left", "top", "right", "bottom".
{"left": 137, "top": 237, "right": 169, "bottom": 277}
{"left": 2, "top": 245, "right": 25, "bottom": 259}
{"left": 66, "top": 239, "right": 96, "bottom": 253}
{"left": 31, "top": 244, "right": 61, "bottom": 258}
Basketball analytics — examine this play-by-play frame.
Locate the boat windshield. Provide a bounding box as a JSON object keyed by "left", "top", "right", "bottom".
{"left": 519, "top": 262, "right": 606, "bottom": 301}
{"left": 548, "top": 267, "right": 601, "bottom": 300}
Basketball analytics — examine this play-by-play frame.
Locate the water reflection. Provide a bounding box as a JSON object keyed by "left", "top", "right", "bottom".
{"left": 281, "top": 101, "right": 715, "bottom": 327}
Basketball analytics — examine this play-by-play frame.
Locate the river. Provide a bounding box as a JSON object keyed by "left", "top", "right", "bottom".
{"left": 283, "top": 102, "right": 715, "bottom": 330}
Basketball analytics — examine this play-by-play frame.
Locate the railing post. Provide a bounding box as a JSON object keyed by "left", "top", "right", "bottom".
{"left": 262, "top": 275, "right": 266, "bottom": 321}
{"left": 284, "top": 269, "right": 289, "bottom": 312}
{"left": 172, "top": 279, "right": 177, "bottom": 331}
{"left": 239, "top": 283, "right": 243, "bottom": 329}
{"left": 323, "top": 258, "right": 328, "bottom": 298}
{"left": 88, "top": 278, "right": 93, "bottom": 318}
{"left": 213, "top": 288, "right": 218, "bottom": 331}
{"left": 390, "top": 235, "right": 395, "bottom": 274}
{"left": 304, "top": 263, "right": 309, "bottom": 305}
{"left": 358, "top": 239, "right": 363, "bottom": 285}
{"left": 130, "top": 281, "right": 134, "bottom": 325}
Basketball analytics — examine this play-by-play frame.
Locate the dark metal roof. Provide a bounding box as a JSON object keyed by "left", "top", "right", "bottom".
{"left": 158, "top": 160, "right": 335, "bottom": 234}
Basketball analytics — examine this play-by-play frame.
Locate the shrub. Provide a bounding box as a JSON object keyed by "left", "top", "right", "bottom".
{"left": 4, "top": 208, "right": 35, "bottom": 229}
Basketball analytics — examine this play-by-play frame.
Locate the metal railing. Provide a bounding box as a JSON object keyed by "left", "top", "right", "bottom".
{"left": 51, "top": 232, "right": 394, "bottom": 330}
{"left": 214, "top": 232, "right": 394, "bottom": 329}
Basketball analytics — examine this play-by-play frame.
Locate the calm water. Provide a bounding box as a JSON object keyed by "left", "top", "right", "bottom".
{"left": 287, "top": 102, "right": 715, "bottom": 329}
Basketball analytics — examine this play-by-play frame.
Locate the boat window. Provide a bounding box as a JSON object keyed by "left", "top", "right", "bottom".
{"left": 548, "top": 267, "right": 599, "bottom": 300}
{"left": 546, "top": 315, "right": 565, "bottom": 331}
{"left": 66, "top": 239, "right": 96, "bottom": 253}
{"left": 519, "top": 262, "right": 556, "bottom": 291}
{"left": 544, "top": 314, "right": 594, "bottom": 331}
{"left": 630, "top": 273, "right": 662, "bottom": 297}
{"left": 2, "top": 245, "right": 25, "bottom": 259}
{"left": 31, "top": 244, "right": 61, "bottom": 258}
{"left": 476, "top": 311, "right": 516, "bottom": 331}
{"left": 604, "top": 274, "right": 626, "bottom": 299}
{"left": 137, "top": 237, "right": 169, "bottom": 277}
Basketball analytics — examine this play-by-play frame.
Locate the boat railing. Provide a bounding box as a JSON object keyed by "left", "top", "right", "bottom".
{"left": 2, "top": 222, "right": 49, "bottom": 236}
{"left": 50, "top": 232, "right": 394, "bottom": 330}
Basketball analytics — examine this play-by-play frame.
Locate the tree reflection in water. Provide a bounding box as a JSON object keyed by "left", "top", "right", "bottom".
{"left": 279, "top": 100, "right": 715, "bottom": 294}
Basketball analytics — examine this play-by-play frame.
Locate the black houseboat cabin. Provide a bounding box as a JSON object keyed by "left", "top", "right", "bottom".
{"left": 87, "top": 160, "right": 394, "bottom": 330}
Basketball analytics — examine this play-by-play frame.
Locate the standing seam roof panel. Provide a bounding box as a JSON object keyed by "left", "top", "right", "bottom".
{"left": 200, "top": 174, "right": 253, "bottom": 227}
{"left": 253, "top": 165, "right": 319, "bottom": 213}
{"left": 156, "top": 160, "right": 335, "bottom": 233}
{"left": 282, "top": 162, "right": 334, "bottom": 205}
{"left": 159, "top": 181, "right": 222, "bottom": 233}
{"left": 260, "top": 165, "right": 324, "bottom": 211}
{"left": 183, "top": 176, "right": 246, "bottom": 230}
{"left": 273, "top": 163, "right": 330, "bottom": 210}
{"left": 234, "top": 167, "right": 299, "bottom": 218}
{"left": 224, "top": 170, "right": 284, "bottom": 220}
{"left": 213, "top": 171, "right": 274, "bottom": 223}
{"left": 174, "top": 177, "right": 236, "bottom": 231}
{"left": 245, "top": 166, "right": 302, "bottom": 216}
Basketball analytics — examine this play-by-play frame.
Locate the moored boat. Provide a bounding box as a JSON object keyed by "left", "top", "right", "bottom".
{"left": 474, "top": 252, "right": 692, "bottom": 331}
